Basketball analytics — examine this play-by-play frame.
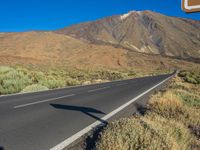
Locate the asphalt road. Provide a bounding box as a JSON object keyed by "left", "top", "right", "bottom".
{"left": 0, "top": 72, "right": 175, "bottom": 150}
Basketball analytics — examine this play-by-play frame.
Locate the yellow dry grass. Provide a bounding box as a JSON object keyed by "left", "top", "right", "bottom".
{"left": 149, "top": 89, "right": 200, "bottom": 126}
{"left": 96, "top": 114, "right": 199, "bottom": 150}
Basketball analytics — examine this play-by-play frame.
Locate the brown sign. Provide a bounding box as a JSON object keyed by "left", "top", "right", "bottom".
{"left": 182, "top": 0, "right": 200, "bottom": 13}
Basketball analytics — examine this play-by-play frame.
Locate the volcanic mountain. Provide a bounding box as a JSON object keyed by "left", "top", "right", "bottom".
{"left": 0, "top": 10, "right": 200, "bottom": 72}
{"left": 56, "top": 10, "right": 200, "bottom": 59}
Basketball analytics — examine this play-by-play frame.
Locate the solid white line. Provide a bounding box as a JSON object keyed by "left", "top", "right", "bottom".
{"left": 87, "top": 86, "right": 110, "bottom": 93}
{"left": 14, "top": 94, "right": 75, "bottom": 109}
{"left": 184, "top": 0, "right": 200, "bottom": 10}
{"left": 50, "top": 74, "right": 174, "bottom": 150}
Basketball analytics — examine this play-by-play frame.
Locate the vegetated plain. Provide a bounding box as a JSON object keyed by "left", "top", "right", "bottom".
{"left": 0, "top": 65, "right": 140, "bottom": 95}
{"left": 1, "top": 65, "right": 169, "bottom": 95}
{"left": 96, "top": 70, "right": 200, "bottom": 150}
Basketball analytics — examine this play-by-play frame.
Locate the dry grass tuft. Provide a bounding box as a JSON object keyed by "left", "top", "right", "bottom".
{"left": 96, "top": 117, "right": 172, "bottom": 150}
{"left": 96, "top": 115, "right": 199, "bottom": 150}
{"left": 149, "top": 90, "right": 185, "bottom": 119}
{"left": 149, "top": 90, "right": 200, "bottom": 127}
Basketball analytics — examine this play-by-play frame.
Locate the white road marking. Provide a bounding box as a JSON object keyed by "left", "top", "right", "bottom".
{"left": 87, "top": 86, "right": 110, "bottom": 93}
{"left": 50, "top": 74, "right": 174, "bottom": 150}
{"left": 14, "top": 94, "right": 75, "bottom": 109}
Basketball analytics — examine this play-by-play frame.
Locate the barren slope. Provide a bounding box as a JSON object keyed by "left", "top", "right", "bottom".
{"left": 0, "top": 31, "right": 128, "bottom": 69}
{"left": 56, "top": 11, "right": 200, "bottom": 59}
{"left": 0, "top": 31, "right": 199, "bottom": 73}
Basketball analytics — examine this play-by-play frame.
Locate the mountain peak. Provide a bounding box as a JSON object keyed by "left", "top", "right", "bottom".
{"left": 120, "top": 11, "right": 141, "bottom": 20}
{"left": 56, "top": 11, "right": 200, "bottom": 59}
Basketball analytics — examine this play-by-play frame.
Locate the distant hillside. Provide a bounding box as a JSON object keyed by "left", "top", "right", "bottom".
{"left": 0, "top": 31, "right": 128, "bottom": 69}
{"left": 56, "top": 10, "right": 200, "bottom": 59}
{"left": 0, "top": 31, "right": 199, "bottom": 73}
{"left": 0, "top": 11, "right": 200, "bottom": 73}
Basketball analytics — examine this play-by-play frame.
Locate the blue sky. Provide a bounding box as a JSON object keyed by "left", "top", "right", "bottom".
{"left": 0, "top": 0, "right": 200, "bottom": 32}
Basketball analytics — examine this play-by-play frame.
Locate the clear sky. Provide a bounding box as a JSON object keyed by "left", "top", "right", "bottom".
{"left": 0, "top": 0, "right": 200, "bottom": 32}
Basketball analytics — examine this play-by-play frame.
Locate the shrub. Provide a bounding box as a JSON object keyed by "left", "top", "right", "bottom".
{"left": 96, "top": 70, "right": 128, "bottom": 80}
{"left": 39, "top": 78, "right": 65, "bottom": 89}
{"left": 0, "top": 67, "right": 32, "bottom": 94}
{"left": 21, "top": 84, "right": 48, "bottom": 93}
{"left": 96, "top": 117, "right": 171, "bottom": 150}
{"left": 178, "top": 70, "right": 190, "bottom": 78}
{"left": 149, "top": 90, "right": 200, "bottom": 126}
{"left": 96, "top": 115, "right": 198, "bottom": 150}
{"left": 142, "top": 114, "right": 199, "bottom": 150}
{"left": 178, "top": 92, "right": 200, "bottom": 108}
{"left": 149, "top": 91, "right": 184, "bottom": 118}
{"left": 31, "top": 71, "right": 45, "bottom": 83}
{"left": 127, "top": 70, "right": 137, "bottom": 77}
{"left": 178, "top": 71, "right": 200, "bottom": 84}
{"left": 0, "top": 66, "right": 15, "bottom": 74}
{"left": 185, "top": 76, "right": 198, "bottom": 84}
{"left": 65, "top": 77, "right": 80, "bottom": 86}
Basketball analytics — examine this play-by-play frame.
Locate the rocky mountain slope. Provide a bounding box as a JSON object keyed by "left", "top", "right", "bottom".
{"left": 56, "top": 10, "right": 200, "bottom": 59}
{"left": 0, "top": 11, "right": 200, "bottom": 72}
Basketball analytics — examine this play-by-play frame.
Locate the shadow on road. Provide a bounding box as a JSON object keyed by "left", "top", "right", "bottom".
{"left": 0, "top": 147, "right": 4, "bottom": 150}
{"left": 50, "top": 104, "right": 108, "bottom": 125}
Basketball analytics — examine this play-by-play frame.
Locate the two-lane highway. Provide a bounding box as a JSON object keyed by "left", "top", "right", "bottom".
{"left": 0, "top": 73, "right": 175, "bottom": 150}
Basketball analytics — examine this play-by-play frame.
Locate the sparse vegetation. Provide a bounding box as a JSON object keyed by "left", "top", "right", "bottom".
{"left": 0, "top": 66, "right": 32, "bottom": 94}
{"left": 96, "top": 70, "right": 200, "bottom": 150}
{"left": 21, "top": 84, "right": 49, "bottom": 93}
{"left": 178, "top": 70, "right": 200, "bottom": 84}
{"left": 97, "top": 115, "right": 197, "bottom": 150}
{"left": 0, "top": 65, "right": 143, "bottom": 95}
{"left": 177, "top": 91, "right": 200, "bottom": 108}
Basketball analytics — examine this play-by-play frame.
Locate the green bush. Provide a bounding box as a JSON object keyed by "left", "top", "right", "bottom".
{"left": 0, "top": 67, "right": 32, "bottom": 94}
{"left": 178, "top": 71, "right": 200, "bottom": 84}
{"left": 31, "top": 71, "right": 46, "bottom": 82}
{"left": 178, "top": 70, "right": 190, "bottom": 78}
{"left": 178, "top": 92, "right": 200, "bottom": 108}
{"left": 21, "top": 84, "right": 48, "bottom": 93}
{"left": 65, "top": 77, "right": 81, "bottom": 86}
{"left": 39, "top": 78, "right": 65, "bottom": 89}
{"left": 0, "top": 66, "right": 15, "bottom": 73}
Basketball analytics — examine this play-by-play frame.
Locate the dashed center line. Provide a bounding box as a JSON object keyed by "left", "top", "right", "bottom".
{"left": 88, "top": 86, "right": 110, "bottom": 93}
{"left": 14, "top": 94, "right": 75, "bottom": 109}
{"left": 14, "top": 85, "right": 114, "bottom": 109}
{"left": 14, "top": 83, "right": 128, "bottom": 109}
